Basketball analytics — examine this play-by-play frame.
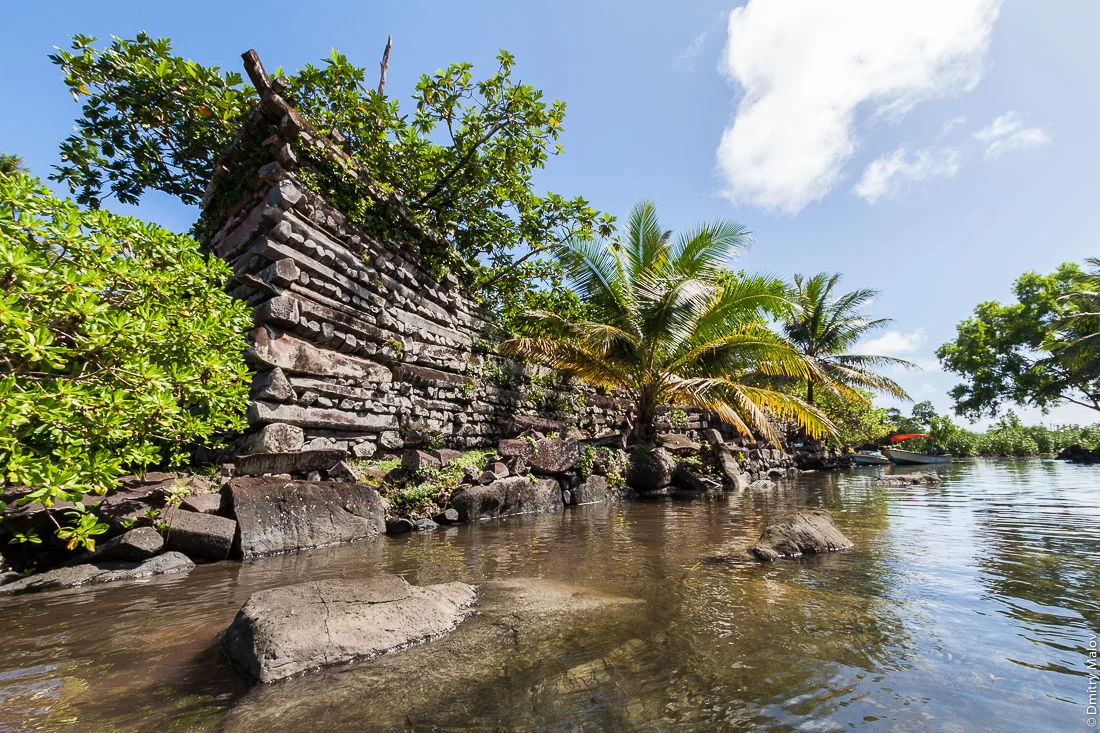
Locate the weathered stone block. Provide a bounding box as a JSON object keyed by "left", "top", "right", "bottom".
{"left": 95, "top": 526, "right": 164, "bottom": 562}
{"left": 225, "top": 478, "right": 386, "bottom": 558}
{"left": 236, "top": 450, "right": 348, "bottom": 476}
{"left": 252, "top": 368, "right": 295, "bottom": 402}
{"left": 379, "top": 431, "right": 403, "bottom": 450}
{"left": 248, "top": 402, "right": 398, "bottom": 432}
{"left": 181, "top": 493, "right": 226, "bottom": 516}
{"left": 498, "top": 439, "right": 533, "bottom": 459}
{"left": 528, "top": 438, "right": 580, "bottom": 475}
{"left": 572, "top": 475, "right": 618, "bottom": 505}
{"left": 450, "top": 476, "right": 564, "bottom": 522}
{"left": 351, "top": 441, "right": 377, "bottom": 459}
{"left": 432, "top": 448, "right": 463, "bottom": 466}
{"left": 402, "top": 449, "right": 441, "bottom": 472}
{"left": 163, "top": 508, "right": 237, "bottom": 562}
{"left": 240, "top": 423, "right": 305, "bottom": 454}
{"left": 248, "top": 327, "right": 392, "bottom": 383}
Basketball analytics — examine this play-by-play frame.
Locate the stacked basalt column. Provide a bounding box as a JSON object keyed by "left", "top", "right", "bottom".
{"left": 200, "top": 52, "right": 644, "bottom": 457}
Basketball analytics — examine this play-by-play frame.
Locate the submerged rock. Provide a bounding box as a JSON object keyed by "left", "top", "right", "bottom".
{"left": 872, "top": 471, "right": 943, "bottom": 487}
{"left": 747, "top": 479, "right": 776, "bottom": 491}
{"left": 750, "top": 509, "right": 853, "bottom": 562}
{"left": 220, "top": 578, "right": 644, "bottom": 729}
{"left": 222, "top": 575, "right": 477, "bottom": 683}
{"left": 0, "top": 551, "right": 194, "bottom": 596}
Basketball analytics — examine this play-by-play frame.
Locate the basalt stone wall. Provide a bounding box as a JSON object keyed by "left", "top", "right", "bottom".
{"left": 202, "top": 79, "right": 706, "bottom": 457}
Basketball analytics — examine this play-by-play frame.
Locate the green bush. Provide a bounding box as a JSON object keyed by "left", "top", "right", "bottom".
{"left": 0, "top": 173, "right": 251, "bottom": 549}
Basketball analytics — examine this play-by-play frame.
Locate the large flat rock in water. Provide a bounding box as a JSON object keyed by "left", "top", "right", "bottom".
{"left": 0, "top": 552, "right": 194, "bottom": 596}
{"left": 225, "top": 477, "right": 385, "bottom": 558}
{"left": 751, "top": 509, "right": 853, "bottom": 561}
{"left": 222, "top": 575, "right": 477, "bottom": 682}
{"left": 220, "top": 578, "right": 645, "bottom": 729}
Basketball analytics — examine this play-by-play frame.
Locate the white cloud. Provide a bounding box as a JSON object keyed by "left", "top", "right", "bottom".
{"left": 939, "top": 115, "right": 968, "bottom": 137}
{"left": 975, "top": 111, "right": 1051, "bottom": 159}
{"left": 716, "top": 0, "right": 1002, "bottom": 213}
{"left": 854, "top": 146, "right": 962, "bottom": 202}
{"left": 678, "top": 32, "right": 708, "bottom": 71}
{"left": 855, "top": 327, "right": 927, "bottom": 357}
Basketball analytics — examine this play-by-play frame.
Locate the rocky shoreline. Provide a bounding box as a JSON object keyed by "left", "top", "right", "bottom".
{"left": 0, "top": 428, "right": 852, "bottom": 592}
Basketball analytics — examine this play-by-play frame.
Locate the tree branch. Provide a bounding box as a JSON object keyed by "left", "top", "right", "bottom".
{"left": 411, "top": 117, "right": 508, "bottom": 208}
{"left": 377, "top": 36, "right": 392, "bottom": 96}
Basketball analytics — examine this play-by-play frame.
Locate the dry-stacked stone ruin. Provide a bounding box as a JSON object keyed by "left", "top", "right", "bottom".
{"left": 200, "top": 55, "right": 711, "bottom": 458}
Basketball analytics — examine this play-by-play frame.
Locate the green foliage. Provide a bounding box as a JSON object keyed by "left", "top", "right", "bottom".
{"left": 0, "top": 173, "right": 251, "bottom": 549}
{"left": 813, "top": 388, "right": 896, "bottom": 446}
{"left": 913, "top": 403, "right": 1100, "bottom": 458}
{"left": 938, "top": 261, "right": 1100, "bottom": 419}
{"left": 387, "top": 449, "right": 492, "bottom": 513}
{"left": 49, "top": 35, "right": 613, "bottom": 322}
{"left": 603, "top": 448, "right": 629, "bottom": 489}
{"left": 0, "top": 153, "right": 27, "bottom": 177}
{"left": 668, "top": 409, "right": 689, "bottom": 427}
{"left": 784, "top": 272, "right": 913, "bottom": 406}
{"left": 50, "top": 33, "right": 256, "bottom": 208}
{"left": 56, "top": 509, "right": 110, "bottom": 551}
{"left": 505, "top": 201, "right": 835, "bottom": 445}
{"left": 578, "top": 445, "right": 597, "bottom": 477}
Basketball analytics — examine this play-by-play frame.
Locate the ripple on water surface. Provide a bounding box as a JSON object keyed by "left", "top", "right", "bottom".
{"left": 0, "top": 459, "right": 1098, "bottom": 730}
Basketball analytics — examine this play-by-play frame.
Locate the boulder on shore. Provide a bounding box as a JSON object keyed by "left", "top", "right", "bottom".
{"left": 527, "top": 437, "right": 581, "bottom": 475}
{"left": 94, "top": 526, "right": 165, "bottom": 562}
{"left": 222, "top": 575, "right": 477, "bottom": 683}
{"left": 872, "top": 471, "right": 943, "bottom": 487}
{"left": 450, "top": 476, "right": 563, "bottom": 522}
{"left": 625, "top": 446, "right": 676, "bottom": 493}
{"left": 570, "top": 475, "right": 625, "bottom": 505}
{"left": 225, "top": 477, "right": 386, "bottom": 558}
{"left": 750, "top": 509, "right": 853, "bottom": 562}
{"left": 163, "top": 507, "right": 237, "bottom": 562}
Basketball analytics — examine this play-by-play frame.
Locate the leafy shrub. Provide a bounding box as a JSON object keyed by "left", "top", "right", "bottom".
{"left": 384, "top": 450, "right": 493, "bottom": 514}
{"left": 0, "top": 173, "right": 251, "bottom": 549}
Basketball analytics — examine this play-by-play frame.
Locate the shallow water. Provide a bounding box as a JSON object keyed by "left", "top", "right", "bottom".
{"left": 1, "top": 459, "right": 1099, "bottom": 731}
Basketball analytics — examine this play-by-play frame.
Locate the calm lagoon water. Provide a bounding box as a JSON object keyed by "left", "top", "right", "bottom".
{"left": 1, "top": 459, "right": 1098, "bottom": 731}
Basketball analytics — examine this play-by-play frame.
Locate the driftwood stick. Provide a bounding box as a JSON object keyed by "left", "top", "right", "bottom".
{"left": 377, "top": 35, "right": 392, "bottom": 96}
{"left": 242, "top": 49, "right": 273, "bottom": 94}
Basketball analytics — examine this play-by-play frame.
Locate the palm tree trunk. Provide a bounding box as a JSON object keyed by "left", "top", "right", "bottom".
{"left": 630, "top": 385, "right": 659, "bottom": 445}
{"left": 807, "top": 380, "right": 815, "bottom": 406}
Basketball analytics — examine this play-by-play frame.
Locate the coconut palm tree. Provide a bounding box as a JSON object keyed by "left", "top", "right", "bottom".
{"left": 503, "top": 201, "right": 835, "bottom": 445}
{"left": 783, "top": 272, "right": 913, "bottom": 406}
{"left": 0, "top": 153, "right": 27, "bottom": 177}
{"left": 1049, "top": 257, "right": 1100, "bottom": 404}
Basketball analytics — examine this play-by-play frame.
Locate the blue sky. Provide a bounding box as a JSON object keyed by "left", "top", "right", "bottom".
{"left": 3, "top": 1, "right": 1098, "bottom": 427}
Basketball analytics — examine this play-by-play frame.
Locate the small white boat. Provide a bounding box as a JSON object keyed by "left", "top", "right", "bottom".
{"left": 881, "top": 447, "right": 951, "bottom": 465}
{"left": 882, "top": 434, "right": 951, "bottom": 465}
{"left": 852, "top": 451, "right": 890, "bottom": 466}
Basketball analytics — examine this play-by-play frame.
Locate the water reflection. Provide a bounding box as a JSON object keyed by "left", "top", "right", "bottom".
{"left": 0, "top": 460, "right": 1097, "bottom": 730}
